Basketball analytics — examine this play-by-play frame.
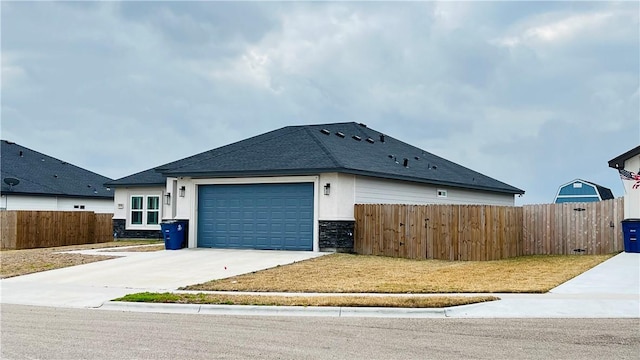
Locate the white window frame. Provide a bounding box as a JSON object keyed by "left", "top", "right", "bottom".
{"left": 127, "top": 193, "right": 162, "bottom": 230}
{"left": 437, "top": 189, "right": 448, "bottom": 198}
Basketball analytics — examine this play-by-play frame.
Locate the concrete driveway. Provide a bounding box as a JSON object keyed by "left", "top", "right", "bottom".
{"left": 0, "top": 248, "right": 326, "bottom": 308}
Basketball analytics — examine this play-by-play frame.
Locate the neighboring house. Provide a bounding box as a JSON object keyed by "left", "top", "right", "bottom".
{"left": 609, "top": 145, "right": 640, "bottom": 219}
{"left": 0, "top": 140, "right": 114, "bottom": 213}
{"left": 107, "top": 122, "right": 524, "bottom": 251}
{"left": 553, "top": 179, "right": 614, "bottom": 204}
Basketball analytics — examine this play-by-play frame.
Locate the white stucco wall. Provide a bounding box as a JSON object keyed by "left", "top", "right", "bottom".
{"left": 621, "top": 154, "right": 640, "bottom": 218}
{"left": 0, "top": 195, "right": 113, "bottom": 213}
{"left": 354, "top": 175, "right": 516, "bottom": 206}
{"left": 158, "top": 173, "right": 516, "bottom": 249}
{"left": 318, "top": 172, "right": 356, "bottom": 221}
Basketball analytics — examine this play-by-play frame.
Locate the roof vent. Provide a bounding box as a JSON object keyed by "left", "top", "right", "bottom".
{"left": 379, "top": 134, "right": 385, "bottom": 143}
{"left": 336, "top": 132, "right": 345, "bottom": 138}
{"left": 19, "top": 151, "right": 23, "bottom": 157}
{"left": 53, "top": 174, "right": 58, "bottom": 178}
{"left": 388, "top": 154, "right": 394, "bottom": 159}
{"left": 366, "top": 138, "right": 374, "bottom": 144}
{"left": 432, "top": 165, "right": 437, "bottom": 170}
{"left": 403, "top": 158, "right": 409, "bottom": 167}
{"left": 352, "top": 135, "right": 361, "bottom": 141}
{"left": 320, "top": 129, "right": 330, "bottom": 135}
{"left": 414, "top": 156, "right": 420, "bottom": 160}
{"left": 358, "top": 123, "right": 367, "bottom": 127}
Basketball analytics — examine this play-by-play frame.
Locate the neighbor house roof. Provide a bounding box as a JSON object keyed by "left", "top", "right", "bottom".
{"left": 109, "top": 122, "right": 524, "bottom": 195}
{"left": 608, "top": 145, "right": 640, "bottom": 169}
{"left": 104, "top": 168, "right": 166, "bottom": 187}
{"left": 1, "top": 140, "right": 114, "bottom": 199}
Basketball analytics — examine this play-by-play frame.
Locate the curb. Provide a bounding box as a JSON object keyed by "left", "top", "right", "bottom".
{"left": 98, "top": 301, "right": 448, "bottom": 318}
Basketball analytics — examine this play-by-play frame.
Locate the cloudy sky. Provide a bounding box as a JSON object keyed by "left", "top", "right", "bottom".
{"left": 2, "top": 1, "right": 638, "bottom": 205}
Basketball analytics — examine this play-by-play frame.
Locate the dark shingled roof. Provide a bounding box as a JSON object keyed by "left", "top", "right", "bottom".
{"left": 105, "top": 168, "right": 166, "bottom": 187}
{"left": 581, "top": 180, "right": 615, "bottom": 201}
{"left": 1, "top": 140, "right": 114, "bottom": 199}
{"left": 608, "top": 145, "right": 640, "bottom": 169}
{"left": 110, "top": 122, "right": 524, "bottom": 195}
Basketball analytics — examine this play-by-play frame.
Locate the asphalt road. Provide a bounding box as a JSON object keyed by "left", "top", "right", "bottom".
{"left": 1, "top": 304, "right": 639, "bottom": 360}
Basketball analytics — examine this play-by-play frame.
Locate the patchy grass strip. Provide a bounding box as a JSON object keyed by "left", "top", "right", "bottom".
{"left": 183, "top": 253, "right": 614, "bottom": 294}
{"left": 115, "top": 292, "right": 499, "bottom": 308}
{"left": 0, "top": 240, "right": 162, "bottom": 278}
{"left": 100, "top": 244, "right": 166, "bottom": 253}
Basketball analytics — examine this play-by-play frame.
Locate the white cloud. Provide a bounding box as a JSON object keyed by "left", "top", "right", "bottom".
{"left": 1, "top": 52, "right": 28, "bottom": 88}
{"left": 493, "top": 6, "right": 637, "bottom": 49}
{"left": 1, "top": 1, "right": 638, "bottom": 203}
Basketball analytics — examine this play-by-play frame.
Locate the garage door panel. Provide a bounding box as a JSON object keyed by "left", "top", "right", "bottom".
{"left": 198, "top": 183, "right": 313, "bottom": 250}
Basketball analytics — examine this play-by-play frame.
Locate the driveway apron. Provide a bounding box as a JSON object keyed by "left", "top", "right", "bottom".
{"left": 0, "top": 248, "right": 325, "bottom": 308}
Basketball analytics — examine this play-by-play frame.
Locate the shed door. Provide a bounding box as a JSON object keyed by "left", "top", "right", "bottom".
{"left": 197, "top": 183, "right": 313, "bottom": 250}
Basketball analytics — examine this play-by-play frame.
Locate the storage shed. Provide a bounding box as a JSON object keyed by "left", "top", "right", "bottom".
{"left": 554, "top": 179, "right": 614, "bottom": 204}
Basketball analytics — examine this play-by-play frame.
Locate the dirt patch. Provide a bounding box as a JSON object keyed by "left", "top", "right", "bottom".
{"left": 183, "top": 253, "right": 615, "bottom": 294}
{"left": 0, "top": 241, "right": 162, "bottom": 278}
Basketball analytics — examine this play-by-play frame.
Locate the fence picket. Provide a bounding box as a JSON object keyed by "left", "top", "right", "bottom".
{"left": 354, "top": 198, "right": 624, "bottom": 261}
{"left": 1, "top": 211, "right": 114, "bottom": 249}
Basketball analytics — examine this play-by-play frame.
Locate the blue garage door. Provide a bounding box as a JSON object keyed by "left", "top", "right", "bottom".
{"left": 197, "top": 183, "right": 314, "bottom": 250}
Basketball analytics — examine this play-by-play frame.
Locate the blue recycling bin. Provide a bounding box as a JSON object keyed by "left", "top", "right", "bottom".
{"left": 621, "top": 219, "right": 640, "bottom": 253}
{"left": 161, "top": 220, "right": 187, "bottom": 250}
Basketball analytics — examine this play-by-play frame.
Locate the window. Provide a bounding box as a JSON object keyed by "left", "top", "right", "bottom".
{"left": 437, "top": 189, "right": 447, "bottom": 198}
{"left": 147, "top": 196, "right": 159, "bottom": 225}
{"left": 130, "top": 195, "right": 160, "bottom": 227}
{"left": 73, "top": 205, "right": 85, "bottom": 209}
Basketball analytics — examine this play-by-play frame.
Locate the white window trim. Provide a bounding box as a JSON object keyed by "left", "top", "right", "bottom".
{"left": 437, "top": 189, "right": 448, "bottom": 198}
{"left": 127, "top": 192, "right": 162, "bottom": 230}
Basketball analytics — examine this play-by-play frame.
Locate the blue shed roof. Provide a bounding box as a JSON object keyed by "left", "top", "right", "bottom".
{"left": 554, "top": 179, "right": 614, "bottom": 203}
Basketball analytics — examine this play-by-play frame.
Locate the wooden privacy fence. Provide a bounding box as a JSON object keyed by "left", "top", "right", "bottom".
{"left": 522, "top": 197, "right": 624, "bottom": 255}
{"left": 1, "top": 211, "right": 113, "bottom": 250}
{"left": 354, "top": 197, "right": 624, "bottom": 261}
{"left": 354, "top": 204, "right": 523, "bottom": 261}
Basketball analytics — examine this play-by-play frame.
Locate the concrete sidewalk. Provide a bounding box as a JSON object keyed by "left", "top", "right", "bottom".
{"left": 1, "top": 248, "right": 638, "bottom": 318}
{"left": 99, "top": 252, "right": 640, "bottom": 318}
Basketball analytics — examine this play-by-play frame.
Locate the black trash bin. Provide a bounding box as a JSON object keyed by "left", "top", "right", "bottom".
{"left": 621, "top": 219, "right": 640, "bottom": 253}
{"left": 161, "top": 220, "right": 187, "bottom": 250}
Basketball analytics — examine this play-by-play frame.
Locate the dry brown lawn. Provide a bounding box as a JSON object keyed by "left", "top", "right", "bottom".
{"left": 183, "top": 253, "right": 615, "bottom": 293}
{"left": 116, "top": 292, "right": 499, "bottom": 308}
{"left": 101, "top": 244, "right": 166, "bottom": 253}
{"left": 0, "top": 241, "right": 162, "bottom": 278}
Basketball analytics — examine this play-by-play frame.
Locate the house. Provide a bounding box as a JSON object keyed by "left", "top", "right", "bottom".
{"left": 609, "top": 145, "right": 640, "bottom": 218}
{"left": 0, "top": 140, "right": 114, "bottom": 213}
{"left": 553, "top": 179, "right": 614, "bottom": 204}
{"left": 107, "top": 122, "right": 524, "bottom": 251}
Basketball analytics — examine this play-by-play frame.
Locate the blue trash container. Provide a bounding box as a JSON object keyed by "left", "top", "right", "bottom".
{"left": 161, "top": 220, "right": 187, "bottom": 250}
{"left": 621, "top": 219, "right": 640, "bottom": 253}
